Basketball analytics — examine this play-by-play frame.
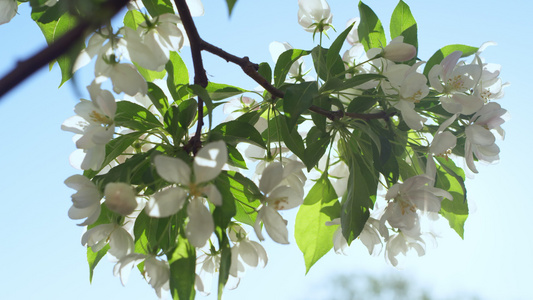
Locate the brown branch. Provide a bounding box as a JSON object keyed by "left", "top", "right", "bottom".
{"left": 174, "top": 0, "right": 208, "bottom": 154}
{"left": 199, "top": 38, "right": 393, "bottom": 122}
{"left": 0, "top": 0, "right": 131, "bottom": 99}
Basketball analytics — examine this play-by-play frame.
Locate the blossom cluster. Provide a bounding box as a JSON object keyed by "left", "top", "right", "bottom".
{"left": 6, "top": 0, "right": 509, "bottom": 298}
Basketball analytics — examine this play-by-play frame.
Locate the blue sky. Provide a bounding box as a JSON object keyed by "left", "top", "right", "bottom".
{"left": 0, "top": 1, "right": 531, "bottom": 299}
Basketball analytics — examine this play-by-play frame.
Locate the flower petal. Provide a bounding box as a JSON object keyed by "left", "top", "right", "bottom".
{"left": 194, "top": 141, "right": 227, "bottom": 183}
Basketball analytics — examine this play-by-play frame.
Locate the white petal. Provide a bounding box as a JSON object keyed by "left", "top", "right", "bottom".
{"left": 259, "top": 162, "right": 283, "bottom": 194}
{"left": 194, "top": 141, "right": 227, "bottom": 183}
{"left": 186, "top": 198, "right": 214, "bottom": 248}
{"left": 146, "top": 187, "right": 188, "bottom": 218}
{"left": 154, "top": 155, "right": 191, "bottom": 185}
{"left": 113, "top": 253, "right": 146, "bottom": 286}
{"left": 108, "top": 227, "right": 135, "bottom": 259}
{"left": 261, "top": 206, "right": 289, "bottom": 244}
{"left": 266, "top": 186, "right": 303, "bottom": 210}
{"left": 203, "top": 184, "right": 222, "bottom": 206}
{"left": 104, "top": 182, "right": 138, "bottom": 216}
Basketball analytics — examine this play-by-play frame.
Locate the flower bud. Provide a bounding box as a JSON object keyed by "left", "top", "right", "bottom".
{"left": 382, "top": 42, "right": 417, "bottom": 62}
{"left": 104, "top": 183, "right": 137, "bottom": 216}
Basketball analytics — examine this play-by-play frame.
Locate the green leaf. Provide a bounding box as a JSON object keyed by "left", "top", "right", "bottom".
{"left": 358, "top": 1, "right": 387, "bottom": 51}
{"left": 225, "top": 0, "right": 238, "bottom": 15}
{"left": 340, "top": 138, "right": 378, "bottom": 244}
{"left": 216, "top": 171, "right": 261, "bottom": 226}
{"left": 32, "top": 4, "right": 83, "bottom": 86}
{"left": 283, "top": 81, "right": 318, "bottom": 129}
{"left": 167, "top": 234, "right": 196, "bottom": 300}
{"left": 311, "top": 46, "right": 345, "bottom": 82}
{"left": 215, "top": 228, "right": 231, "bottom": 299}
{"left": 83, "top": 131, "right": 145, "bottom": 179}
{"left": 166, "top": 51, "right": 189, "bottom": 102}
{"left": 135, "top": 62, "right": 167, "bottom": 82}
{"left": 205, "top": 82, "right": 247, "bottom": 101}
{"left": 295, "top": 176, "right": 340, "bottom": 273}
{"left": 390, "top": 0, "right": 418, "bottom": 50}
{"left": 177, "top": 99, "right": 198, "bottom": 128}
{"left": 87, "top": 244, "right": 109, "bottom": 283}
{"left": 124, "top": 10, "right": 145, "bottom": 30}
{"left": 114, "top": 101, "right": 163, "bottom": 131}
{"left": 142, "top": 0, "right": 174, "bottom": 16}
{"left": 273, "top": 49, "right": 311, "bottom": 87}
{"left": 435, "top": 157, "right": 468, "bottom": 239}
{"left": 258, "top": 62, "right": 272, "bottom": 84}
{"left": 346, "top": 93, "right": 378, "bottom": 113}
{"left": 326, "top": 24, "right": 354, "bottom": 72}
{"left": 147, "top": 82, "right": 170, "bottom": 116}
{"left": 423, "top": 45, "right": 479, "bottom": 76}
{"left": 303, "top": 127, "right": 330, "bottom": 171}
{"left": 278, "top": 115, "right": 305, "bottom": 160}
{"left": 321, "top": 74, "right": 384, "bottom": 94}
{"left": 212, "top": 120, "right": 266, "bottom": 149}
{"left": 226, "top": 144, "right": 247, "bottom": 169}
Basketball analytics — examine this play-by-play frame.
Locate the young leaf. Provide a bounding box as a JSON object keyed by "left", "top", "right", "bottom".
{"left": 177, "top": 99, "right": 198, "bottom": 128}
{"left": 124, "top": 10, "right": 145, "bottom": 30}
{"left": 226, "top": 0, "right": 238, "bottom": 16}
{"left": 258, "top": 62, "right": 273, "bottom": 84}
{"left": 147, "top": 82, "right": 170, "bottom": 116}
{"left": 303, "top": 127, "right": 331, "bottom": 171}
{"left": 283, "top": 81, "right": 319, "bottom": 130}
{"left": 312, "top": 46, "right": 345, "bottom": 81}
{"left": 358, "top": 1, "right": 386, "bottom": 51}
{"left": 215, "top": 228, "right": 231, "bottom": 299}
{"left": 205, "top": 82, "right": 247, "bottom": 101}
{"left": 212, "top": 120, "right": 266, "bottom": 149}
{"left": 390, "top": 0, "right": 418, "bottom": 50}
{"left": 216, "top": 171, "right": 261, "bottom": 226}
{"left": 326, "top": 24, "right": 354, "bottom": 72}
{"left": 340, "top": 139, "right": 378, "bottom": 244}
{"left": 166, "top": 51, "right": 189, "bottom": 101}
{"left": 114, "top": 101, "right": 163, "bottom": 131}
{"left": 142, "top": 0, "right": 175, "bottom": 16}
{"left": 295, "top": 176, "right": 340, "bottom": 273}
{"left": 423, "top": 44, "right": 479, "bottom": 76}
{"left": 32, "top": 4, "right": 83, "bottom": 86}
{"left": 167, "top": 234, "right": 196, "bottom": 300}
{"left": 273, "top": 49, "right": 311, "bottom": 87}
{"left": 435, "top": 157, "right": 468, "bottom": 239}
{"left": 87, "top": 244, "right": 109, "bottom": 283}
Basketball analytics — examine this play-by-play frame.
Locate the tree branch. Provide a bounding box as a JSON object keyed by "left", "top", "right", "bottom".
{"left": 174, "top": 0, "right": 208, "bottom": 154}
{"left": 199, "top": 36, "right": 392, "bottom": 121}
{"left": 0, "top": 0, "right": 131, "bottom": 99}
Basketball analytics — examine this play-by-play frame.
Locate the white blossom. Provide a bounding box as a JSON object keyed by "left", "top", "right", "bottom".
{"left": 61, "top": 82, "right": 117, "bottom": 170}
{"left": 428, "top": 50, "right": 483, "bottom": 115}
{"left": 124, "top": 13, "right": 184, "bottom": 71}
{"left": 82, "top": 224, "right": 134, "bottom": 259}
{"left": 104, "top": 182, "right": 138, "bottom": 216}
{"left": 297, "top": 0, "right": 332, "bottom": 33}
{"left": 65, "top": 175, "right": 101, "bottom": 226}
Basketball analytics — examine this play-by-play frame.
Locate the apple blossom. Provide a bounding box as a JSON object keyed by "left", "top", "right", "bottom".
{"left": 464, "top": 102, "right": 507, "bottom": 173}
{"left": 428, "top": 50, "right": 484, "bottom": 115}
{"left": 297, "top": 0, "right": 332, "bottom": 33}
{"left": 61, "top": 82, "right": 117, "bottom": 170}
{"left": 124, "top": 14, "right": 184, "bottom": 71}
{"left": 147, "top": 141, "right": 227, "bottom": 247}
{"left": 65, "top": 174, "right": 101, "bottom": 226}
{"left": 82, "top": 224, "right": 134, "bottom": 259}
{"left": 382, "top": 62, "right": 429, "bottom": 130}
{"left": 114, "top": 254, "right": 170, "bottom": 298}
{"left": 104, "top": 182, "right": 138, "bottom": 216}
